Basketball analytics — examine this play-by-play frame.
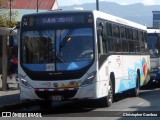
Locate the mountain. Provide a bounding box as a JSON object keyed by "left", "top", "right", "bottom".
{"left": 59, "top": 2, "right": 160, "bottom": 27}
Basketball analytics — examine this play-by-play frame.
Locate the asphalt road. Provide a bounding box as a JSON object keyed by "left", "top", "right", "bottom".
{"left": 6, "top": 86, "right": 160, "bottom": 119}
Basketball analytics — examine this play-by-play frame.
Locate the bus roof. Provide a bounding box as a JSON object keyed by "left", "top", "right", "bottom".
{"left": 93, "top": 10, "right": 147, "bottom": 31}
{"left": 147, "top": 28, "right": 160, "bottom": 33}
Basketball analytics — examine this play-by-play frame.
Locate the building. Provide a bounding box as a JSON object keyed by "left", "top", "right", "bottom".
{"left": 0, "top": 0, "right": 58, "bottom": 21}
{"left": 8, "top": 0, "right": 58, "bottom": 10}
{"left": 152, "top": 11, "right": 160, "bottom": 29}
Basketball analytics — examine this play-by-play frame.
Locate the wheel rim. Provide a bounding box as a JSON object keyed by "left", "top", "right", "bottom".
{"left": 108, "top": 82, "right": 113, "bottom": 103}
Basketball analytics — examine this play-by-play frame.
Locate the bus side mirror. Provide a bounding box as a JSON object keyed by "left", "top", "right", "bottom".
{"left": 10, "top": 25, "right": 20, "bottom": 34}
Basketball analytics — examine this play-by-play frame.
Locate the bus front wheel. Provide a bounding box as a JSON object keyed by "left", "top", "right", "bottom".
{"left": 100, "top": 79, "right": 113, "bottom": 107}
{"left": 106, "top": 80, "right": 113, "bottom": 106}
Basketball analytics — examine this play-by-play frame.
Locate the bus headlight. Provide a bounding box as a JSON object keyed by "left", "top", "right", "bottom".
{"left": 81, "top": 71, "right": 96, "bottom": 87}
{"left": 18, "top": 74, "right": 32, "bottom": 89}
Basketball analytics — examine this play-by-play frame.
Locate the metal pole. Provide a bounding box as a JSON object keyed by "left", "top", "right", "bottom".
{"left": 2, "top": 36, "right": 8, "bottom": 91}
{"left": 96, "top": 0, "right": 99, "bottom": 11}
{"left": 10, "top": 0, "right": 12, "bottom": 27}
{"left": 37, "top": 0, "right": 39, "bottom": 12}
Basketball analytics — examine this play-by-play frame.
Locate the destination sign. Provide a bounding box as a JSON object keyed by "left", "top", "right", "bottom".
{"left": 36, "top": 15, "right": 85, "bottom": 26}
{"left": 21, "top": 12, "right": 93, "bottom": 28}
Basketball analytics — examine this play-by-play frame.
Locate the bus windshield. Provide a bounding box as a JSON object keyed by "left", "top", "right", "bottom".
{"left": 21, "top": 28, "right": 94, "bottom": 71}
{"left": 147, "top": 35, "right": 159, "bottom": 58}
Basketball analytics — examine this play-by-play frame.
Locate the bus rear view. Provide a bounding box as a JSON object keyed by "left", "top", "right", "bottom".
{"left": 147, "top": 28, "right": 160, "bottom": 85}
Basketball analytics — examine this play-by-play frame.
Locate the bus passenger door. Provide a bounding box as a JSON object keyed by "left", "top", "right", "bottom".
{"left": 97, "top": 21, "right": 110, "bottom": 97}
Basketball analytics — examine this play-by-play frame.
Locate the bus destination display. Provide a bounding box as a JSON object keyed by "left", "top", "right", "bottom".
{"left": 36, "top": 15, "right": 85, "bottom": 26}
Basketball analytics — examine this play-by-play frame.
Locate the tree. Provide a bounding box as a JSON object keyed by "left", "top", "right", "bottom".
{"left": 0, "top": 0, "right": 18, "bottom": 27}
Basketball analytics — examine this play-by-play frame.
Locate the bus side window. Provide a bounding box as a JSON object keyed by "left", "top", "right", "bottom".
{"left": 120, "top": 26, "right": 128, "bottom": 52}
{"left": 127, "top": 28, "right": 133, "bottom": 40}
{"left": 107, "top": 23, "right": 114, "bottom": 53}
{"left": 106, "top": 22, "right": 112, "bottom": 37}
{"left": 105, "top": 22, "right": 112, "bottom": 53}
{"left": 143, "top": 32, "right": 148, "bottom": 53}
{"left": 101, "top": 22, "right": 108, "bottom": 54}
{"left": 113, "top": 24, "right": 121, "bottom": 52}
{"left": 127, "top": 28, "right": 135, "bottom": 53}
{"left": 139, "top": 31, "right": 145, "bottom": 53}
{"left": 112, "top": 24, "right": 120, "bottom": 38}
{"left": 133, "top": 29, "right": 137, "bottom": 41}
{"left": 97, "top": 21, "right": 106, "bottom": 54}
{"left": 133, "top": 30, "right": 140, "bottom": 53}
{"left": 129, "top": 41, "right": 135, "bottom": 53}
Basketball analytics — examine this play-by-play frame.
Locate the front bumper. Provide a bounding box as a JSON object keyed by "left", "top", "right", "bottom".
{"left": 19, "top": 83, "right": 97, "bottom": 101}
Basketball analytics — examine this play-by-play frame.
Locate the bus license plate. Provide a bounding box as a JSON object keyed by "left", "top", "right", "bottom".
{"left": 52, "top": 96, "right": 61, "bottom": 101}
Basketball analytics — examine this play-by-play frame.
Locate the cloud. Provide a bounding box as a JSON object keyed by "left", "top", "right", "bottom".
{"left": 141, "top": 0, "right": 155, "bottom": 5}
{"left": 71, "top": 0, "right": 79, "bottom": 4}
{"left": 119, "top": 2, "right": 129, "bottom": 5}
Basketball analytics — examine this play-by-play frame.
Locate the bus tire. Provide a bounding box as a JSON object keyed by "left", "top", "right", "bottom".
{"left": 132, "top": 74, "right": 140, "bottom": 97}
{"left": 106, "top": 79, "right": 113, "bottom": 106}
{"left": 110, "top": 73, "right": 115, "bottom": 101}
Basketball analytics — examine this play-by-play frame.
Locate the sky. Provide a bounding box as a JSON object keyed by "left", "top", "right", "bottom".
{"left": 57, "top": 0, "right": 160, "bottom": 6}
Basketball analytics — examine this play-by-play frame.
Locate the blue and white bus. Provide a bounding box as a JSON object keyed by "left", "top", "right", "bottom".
{"left": 147, "top": 28, "right": 160, "bottom": 85}
{"left": 18, "top": 10, "right": 150, "bottom": 108}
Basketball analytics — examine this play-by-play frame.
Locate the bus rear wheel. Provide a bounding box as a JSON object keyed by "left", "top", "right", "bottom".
{"left": 132, "top": 74, "right": 140, "bottom": 97}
